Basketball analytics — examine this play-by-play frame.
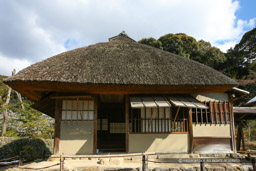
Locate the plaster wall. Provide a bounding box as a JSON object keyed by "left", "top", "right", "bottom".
{"left": 129, "top": 134, "right": 188, "bottom": 153}
{"left": 193, "top": 124, "right": 231, "bottom": 137}
{"left": 59, "top": 121, "right": 94, "bottom": 154}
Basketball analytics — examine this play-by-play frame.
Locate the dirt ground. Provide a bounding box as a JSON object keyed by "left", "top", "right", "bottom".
{"left": 1, "top": 159, "right": 251, "bottom": 171}
{"left": 1, "top": 154, "right": 254, "bottom": 171}
{"left": 245, "top": 140, "right": 256, "bottom": 150}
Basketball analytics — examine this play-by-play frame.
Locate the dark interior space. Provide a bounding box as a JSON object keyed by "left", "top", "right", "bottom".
{"left": 97, "top": 95, "right": 125, "bottom": 152}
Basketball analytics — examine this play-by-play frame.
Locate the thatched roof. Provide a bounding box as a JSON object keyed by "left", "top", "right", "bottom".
{"left": 5, "top": 32, "right": 237, "bottom": 86}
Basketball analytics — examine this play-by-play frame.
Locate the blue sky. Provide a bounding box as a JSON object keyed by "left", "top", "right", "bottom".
{"left": 0, "top": 0, "right": 255, "bottom": 76}
{"left": 236, "top": 0, "right": 256, "bottom": 21}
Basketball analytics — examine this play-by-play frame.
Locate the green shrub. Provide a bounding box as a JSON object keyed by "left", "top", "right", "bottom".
{"left": 0, "top": 138, "right": 51, "bottom": 161}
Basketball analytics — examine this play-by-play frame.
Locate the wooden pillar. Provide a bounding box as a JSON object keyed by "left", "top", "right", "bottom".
{"left": 54, "top": 99, "right": 62, "bottom": 155}
{"left": 237, "top": 121, "right": 242, "bottom": 151}
{"left": 228, "top": 95, "right": 236, "bottom": 153}
{"left": 188, "top": 108, "right": 193, "bottom": 153}
{"left": 241, "top": 126, "right": 245, "bottom": 151}
{"left": 125, "top": 95, "right": 130, "bottom": 153}
{"left": 93, "top": 95, "right": 98, "bottom": 154}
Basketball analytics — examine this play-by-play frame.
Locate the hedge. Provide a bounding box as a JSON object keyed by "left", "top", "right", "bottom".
{"left": 0, "top": 137, "right": 53, "bottom": 161}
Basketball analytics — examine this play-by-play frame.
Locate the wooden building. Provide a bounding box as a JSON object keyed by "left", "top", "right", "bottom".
{"left": 4, "top": 32, "right": 239, "bottom": 155}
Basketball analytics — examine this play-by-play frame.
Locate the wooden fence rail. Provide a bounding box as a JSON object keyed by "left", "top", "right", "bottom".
{"left": 51, "top": 154, "right": 256, "bottom": 171}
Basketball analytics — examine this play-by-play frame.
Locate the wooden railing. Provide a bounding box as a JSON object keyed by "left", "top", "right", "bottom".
{"left": 129, "top": 119, "right": 188, "bottom": 133}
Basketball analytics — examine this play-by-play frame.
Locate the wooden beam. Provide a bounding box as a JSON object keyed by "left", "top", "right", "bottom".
{"left": 125, "top": 95, "right": 130, "bottom": 153}
{"left": 31, "top": 93, "right": 56, "bottom": 118}
{"left": 54, "top": 99, "right": 62, "bottom": 155}
{"left": 93, "top": 95, "right": 98, "bottom": 154}
{"left": 18, "top": 89, "right": 42, "bottom": 101}
{"left": 188, "top": 108, "right": 193, "bottom": 153}
{"left": 172, "top": 107, "right": 181, "bottom": 123}
{"left": 6, "top": 81, "right": 235, "bottom": 95}
{"left": 51, "top": 96, "right": 93, "bottom": 99}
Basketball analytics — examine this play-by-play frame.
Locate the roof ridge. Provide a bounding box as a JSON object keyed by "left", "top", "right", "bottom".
{"left": 108, "top": 31, "right": 136, "bottom": 42}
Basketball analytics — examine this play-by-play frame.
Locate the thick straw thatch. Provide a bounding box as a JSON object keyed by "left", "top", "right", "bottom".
{"left": 5, "top": 33, "right": 237, "bottom": 86}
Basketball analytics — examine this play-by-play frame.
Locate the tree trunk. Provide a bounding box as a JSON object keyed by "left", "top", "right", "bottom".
{"left": 1, "top": 69, "right": 15, "bottom": 136}
{"left": 1, "top": 86, "right": 12, "bottom": 136}
{"left": 1, "top": 110, "right": 9, "bottom": 136}
{"left": 11, "top": 69, "right": 24, "bottom": 111}
{"left": 15, "top": 91, "right": 24, "bottom": 110}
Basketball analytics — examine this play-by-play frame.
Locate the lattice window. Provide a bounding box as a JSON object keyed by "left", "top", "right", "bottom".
{"left": 130, "top": 107, "right": 188, "bottom": 133}
{"left": 192, "top": 101, "right": 231, "bottom": 124}
{"left": 62, "top": 99, "right": 94, "bottom": 121}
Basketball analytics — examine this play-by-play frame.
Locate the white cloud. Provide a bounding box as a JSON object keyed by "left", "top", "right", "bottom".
{"left": 0, "top": 0, "right": 255, "bottom": 75}
{"left": 213, "top": 41, "right": 238, "bottom": 52}
{"left": 0, "top": 53, "right": 31, "bottom": 76}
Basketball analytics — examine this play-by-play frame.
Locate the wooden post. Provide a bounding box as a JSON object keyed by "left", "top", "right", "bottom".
{"left": 93, "top": 95, "right": 98, "bottom": 154}
{"left": 142, "top": 154, "right": 148, "bottom": 171}
{"left": 125, "top": 95, "right": 130, "bottom": 153}
{"left": 54, "top": 99, "right": 62, "bottom": 155}
{"left": 60, "top": 154, "right": 63, "bottom": 171}
{"left": 237, "top": 121, "right": 242, "bottom": 151}
{"left": 188, "top": 108, "right": 193, "bottom": 153}
{"left": 19, "top": 151, "right": 23, "bottom": 166}
{"left": 200, "top": 161, "right": 205, "bottom": 171}
{"left": 251, "top": 157, "right": 256, "bottom": 171}
{"left": 248, "top": 123, "right": 251, "bottom": 144}
{"left": 228, "top": 98, "right": 236, "bottom": 153}
{"left": 241, "top": 127, "right": 245, "bottom": 151}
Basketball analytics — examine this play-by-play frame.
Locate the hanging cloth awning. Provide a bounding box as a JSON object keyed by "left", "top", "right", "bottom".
{"left": 167, "top": 95, "right": 208, "bottom": 109}
{"left": 130, "top": 96, "right": 171, "bottom": 108}
{"left": 130, "top": 95, "right": 208, "bottom": 109}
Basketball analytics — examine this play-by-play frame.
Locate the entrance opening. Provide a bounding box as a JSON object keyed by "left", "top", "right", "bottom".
{"left": 97, "top": 95, "right": 125, "bottom": 152}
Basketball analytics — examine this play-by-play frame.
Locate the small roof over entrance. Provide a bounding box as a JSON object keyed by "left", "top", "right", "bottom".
{"left": 233, "top": 107, "right": 256, "bottom": 121}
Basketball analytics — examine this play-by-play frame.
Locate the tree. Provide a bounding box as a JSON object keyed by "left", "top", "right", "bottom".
{"left": 158, "top": 33, "right": 199, "bottom": 58}
{"left": 16, "top": 101, "right": 54, "bottom": 138}
{"left": 0, "top": 71, "right": 54, "bottom": 138}
{"left": 197, "top": 40, "right": 226, "bottom": 69}
{"left": 1, "top": 69, "right": 24, "bottom": 136}
{"left": 1, "top": 85, "right": 11, "bottom": 136}
{"left": 221, "top": 28, "right": 256, "bottom": 79}
{"left": 139, "top": 33, "right": 226, "bottom": 70}
{"left": 221, "top": 47, "right": 249, "bottom": 79}
{"left": 138, "top": 37, "right": 162, "bottom": 49}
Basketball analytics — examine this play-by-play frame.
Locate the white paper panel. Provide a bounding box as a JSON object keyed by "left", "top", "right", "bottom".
{"left": 62, "top": 111, "right": 66, "bottom": 120}
{"left": 66, "top": 111, "right": 72, "bottom": 120}
{"left": 72, "top": 111, "right": 78, "bottom": 120}
{"left": 84, "top": 101, "right": 88, "bottom": 110}
{"left": 89, "top": 101, "right": 94, "bottom": 110}
{"left": 83, "top": 111, "right": 88, "bottom": 120}
{"left": 89, "top": 111, "right": 94, "bottom": 120}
